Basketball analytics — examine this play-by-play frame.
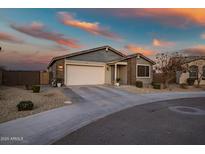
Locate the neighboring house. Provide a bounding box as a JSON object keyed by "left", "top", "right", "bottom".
{"left": 48, "top": 46, "right": 155, "bottom": 86}
{"left": 177, "top": 56, "right": 205, "bottom": 85}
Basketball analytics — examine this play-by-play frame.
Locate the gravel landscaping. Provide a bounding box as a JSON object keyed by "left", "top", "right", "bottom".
{"left": 117, "top": 84, "right": 205, "bottom": 94}
{"left": 0, "top": 86, "right": 69, "bottom": 123}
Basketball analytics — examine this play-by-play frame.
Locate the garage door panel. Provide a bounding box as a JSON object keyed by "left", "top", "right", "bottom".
{"left": 66, "top": 64, "right": 105, "bottom": 85}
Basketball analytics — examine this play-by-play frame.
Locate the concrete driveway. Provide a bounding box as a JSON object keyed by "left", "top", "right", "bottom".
{"left": 0, "top": 85, "right": 205, "bottom": 145}
{"left": 63, "top": 85, "right": 140, "bottom": 104}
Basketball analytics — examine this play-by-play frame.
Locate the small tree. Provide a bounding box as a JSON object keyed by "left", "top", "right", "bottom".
{"left": 155, "top": 52, "right": 187, "bottom": 88}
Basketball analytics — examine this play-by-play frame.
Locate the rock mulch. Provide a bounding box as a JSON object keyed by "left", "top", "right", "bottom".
{"left": 0, "top": 86, "right": 69, "bottom": 123}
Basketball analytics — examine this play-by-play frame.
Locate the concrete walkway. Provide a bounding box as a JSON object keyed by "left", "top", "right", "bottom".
{"left": 0, "top": 85, "right": 205, "bottom": 145}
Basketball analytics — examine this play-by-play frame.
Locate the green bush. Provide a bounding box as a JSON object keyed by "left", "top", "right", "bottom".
{"left": 187, "top": 78, "right": 196, "bottom": 86}
{"left": 17, "top": 101, "right": 34, "bottom": 111}
{"left": 32, "top": 85, "right": 40, "bottom": 93}
{"left": 136, "top": 81, "right": 143, "bottom": 88}
{"left": 152, "top": 82, "right": 161, "bottom": 89}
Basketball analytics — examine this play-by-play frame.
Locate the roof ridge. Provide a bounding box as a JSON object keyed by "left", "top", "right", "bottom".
{"left": 48, "top": 45, "right": 126, "bottom": 68}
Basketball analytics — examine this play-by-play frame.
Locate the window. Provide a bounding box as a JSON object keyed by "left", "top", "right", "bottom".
{"left": 189, "top": 65, "right": 198, "bottom": 79}
{"left": 137, "top": 65, "right": 150, "bottom": 77}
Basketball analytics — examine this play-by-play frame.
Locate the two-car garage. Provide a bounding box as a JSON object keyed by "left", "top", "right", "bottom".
{"left": 65, "top": 61, "right": 105, "bottom": 86}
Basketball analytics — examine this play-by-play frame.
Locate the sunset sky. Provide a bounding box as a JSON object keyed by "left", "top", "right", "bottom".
{"left": 1, "top": 8, "right": 205, "bottom": 70}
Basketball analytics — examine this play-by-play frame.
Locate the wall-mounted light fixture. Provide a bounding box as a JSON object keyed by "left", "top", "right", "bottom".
{"left": 58, "top": 65, "right": 63, "bottom": 69}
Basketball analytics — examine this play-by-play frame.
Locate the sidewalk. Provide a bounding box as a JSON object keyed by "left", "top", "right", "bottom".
{"left": 0, "top": 91, "right": 205, "bottom": 145}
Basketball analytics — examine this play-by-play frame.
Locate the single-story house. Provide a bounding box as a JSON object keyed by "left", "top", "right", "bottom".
{"left": 48, "top": 46, "right": 155, "bottom": 86}
{"left": 176, "top": 56, "right": 205, "bottom": 85}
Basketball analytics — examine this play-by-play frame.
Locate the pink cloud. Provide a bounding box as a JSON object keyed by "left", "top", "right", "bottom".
{"left": 124, "top": 44, "right": 155, "bottom": 56}
{"left": 116, "top": 8, "right": 205, "bottom": 28}
{"left": 0, "top": 32, "right": 23, "bottom": 43}
{"left": 10, "top": 22, "right": 81, "bottom": 48}
{"left": 152, "top": 38, "right": 175, "bottom": 47}
{"left": 58, "top": 12, "right": 122, "bottom": 41}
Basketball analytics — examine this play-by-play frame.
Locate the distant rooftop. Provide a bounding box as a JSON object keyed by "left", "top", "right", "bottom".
{"left": 183, "top": 56, "right": 205, "bottom": 63}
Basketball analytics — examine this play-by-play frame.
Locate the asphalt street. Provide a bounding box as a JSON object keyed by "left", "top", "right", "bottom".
{"left": 54, "top": 97, "right": 205, "bottom": 145}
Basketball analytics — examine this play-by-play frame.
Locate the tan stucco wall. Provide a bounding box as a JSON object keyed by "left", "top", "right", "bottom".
{"left": 179, "top": 72, "right": 189, "bottom": 84}
{"left": 105, "top": 65, "right": 112, "bottom": 84}
{"left": 136, "top": 57, "right": 153, "bottom": 86}
{"left": 127, "top": 57, "right": 136, "bottom": 85}
{"left": 49, "top": 59, "right": 65, "bottom": 81}
{"left": 56, "top": 59, "right": 65, "bottom": 79}
{"left": 180, "top": 59, "right": 205, "bottom": 85}
{"left": 119, "top": 65, "right": 127, "bottom": 84}
{"left": 50, "top": 63, "right": 56, "bottom": 79}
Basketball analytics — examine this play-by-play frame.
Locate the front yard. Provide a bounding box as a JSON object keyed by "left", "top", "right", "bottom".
{"left": 117, "top": 84, "right": 205, "bottom": 94}
{"left": 0, "top": 84, "right": 204, "bottom": 124}
{"left": 0, "top": 86, "right": 69, "bottom": 123}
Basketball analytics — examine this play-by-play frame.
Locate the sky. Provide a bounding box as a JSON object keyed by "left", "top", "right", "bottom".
{"left": 1, "top": 8, "right": 205, "bottom": 70}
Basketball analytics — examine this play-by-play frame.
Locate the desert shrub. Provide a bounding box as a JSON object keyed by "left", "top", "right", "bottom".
{"left": 17, "top": 101, "right": 34, "bottom": 111}
{"left": 152, "top": 82, "right": 161, "bottom": 89}
{"left": 180, "top": 83, "right": 188, "bottom": 89}
{"left": 136, "top": 81, "right": 143, "bottom": 88}
{"left": 56, "top": 78, "right": 63, "bottom": 83}
{"left": 116, "top": 78, "right": 120, "bottom": 83}
{"left": 32, "top": 85, "right": 40, "bottom": 93}
{"left": 187, "top": 78, "right": 196, "bottom": 86}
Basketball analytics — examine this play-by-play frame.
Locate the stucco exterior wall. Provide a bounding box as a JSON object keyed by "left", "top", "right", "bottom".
{"left": 105, "top": 65, "right": 112, "bottom": 84}
{"left": 127, "top": 57, "right": 136, "bottom": 85}
{"left": 179, "top": 72, "right": 189, "bottom": 84}
{"left": 126, "top": 56, "right": 154, "bottom": 86}
{"left": 55, "top": 59, "right": 65, "bottom": 79}
{"left": 49, "top": 63, "right": 56, "bottom": 79}
{"left": 49, "top": 59, "right": 65, "bottom": 82}
{"left": 136, "top": 57, "right": 153, "bottom": 86}
{"left": 119, "top": 65, "right": 127, "bottom": 84}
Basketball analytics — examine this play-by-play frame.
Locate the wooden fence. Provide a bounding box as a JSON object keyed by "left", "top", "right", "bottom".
{"left": 2, "top": 71, "right": 40, "bottom": 86}
{"left": 2, "top": 71, "right": 50, "bottom": 86}
{"left": 40, "top": 71, "right": 49, "bottom": 85}
{"left": 0, "top": 70, "right": 2, "bottom": 85}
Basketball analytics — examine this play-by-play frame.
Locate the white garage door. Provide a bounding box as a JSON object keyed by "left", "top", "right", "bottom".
{"left": 66, "top": 64, "right": 105, "bottom": 85}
